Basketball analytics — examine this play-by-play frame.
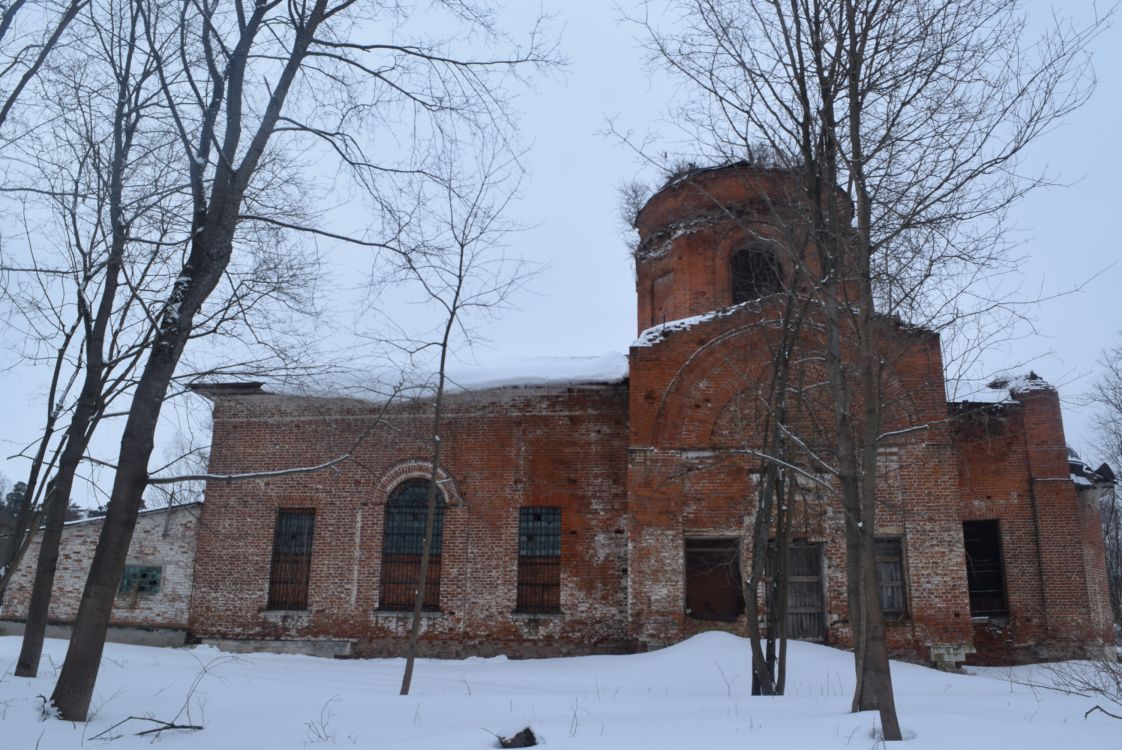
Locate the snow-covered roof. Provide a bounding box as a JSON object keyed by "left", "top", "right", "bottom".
{"left": 633, "top": 304, "right": 751, "bottom": 348}
{"left": 444, "top": 352, "right": 629, "bottom": 391}
{"left": 1068, "top": 446, "right": 1115, "bottom": 489}
{"left": 61, "top": 501, "right": 202, "bottom": 528}
{"left": 986, "top": 371, "right": 1054, "bottom": 394}
{"left": 224, "top": 352, "right": 631, "bottom": 402}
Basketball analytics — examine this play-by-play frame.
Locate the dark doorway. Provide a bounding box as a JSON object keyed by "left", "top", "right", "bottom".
{"left": 685, "top": 538, "right": 744, "bottom": 621}
{"left": 963, "top": 520, "right": 1008, "bottom": 617}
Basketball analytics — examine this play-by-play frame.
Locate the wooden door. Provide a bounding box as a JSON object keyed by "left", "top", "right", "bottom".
{"left": 783, "top": 542, "right": 825, "bottom": 642}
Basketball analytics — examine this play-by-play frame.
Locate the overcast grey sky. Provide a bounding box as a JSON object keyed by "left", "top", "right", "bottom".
{"left": 2, "top": 1, "right": 1120, "bottom": 501}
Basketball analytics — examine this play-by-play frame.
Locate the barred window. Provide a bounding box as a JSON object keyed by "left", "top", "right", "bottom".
{"left": 380, "top": 479, "right": 444, "bottom": 611}
{"left": 119, "top": 565, "right": 162, "bottom": 595}
{"left": 875, "top": 537, "right": 907, "bottom": 617}
{"left": 685, "top": 538, "right": 744, "bottom": 621}
{"left": 267, "top": 509, "right": 315, "bottom": 610}
{"left": 731, "top": 247, "right": 782, "bottom": 303}
{"left": 516, "top": 507, "right": 561, "bottom": 613}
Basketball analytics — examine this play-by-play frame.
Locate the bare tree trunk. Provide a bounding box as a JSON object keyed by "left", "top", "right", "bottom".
{"left": 49, "top": 0, "right": 327, "bottom": 719}
{"left": 14, "top": 479, "right": 68, "bottom": 677}
{"left": 746, "top": 462, "right": 778, "bottom": 696}
{"left": 399, "top": 370, "right": 447, "bottom": 696}
{"left": 13, "top": 2, "right": 145, "bottom": 677}
{"left": 400, "top": 222, "right": 462, "bottom": 696}
{"left": 50, "top": 342, "right": 182, "bottom": 718}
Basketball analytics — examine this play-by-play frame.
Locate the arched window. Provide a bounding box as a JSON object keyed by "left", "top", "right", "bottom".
{"left": 380, "top": 478, "right": 445, "bottom": 611}
{"left": 730, "top": 247, "right": 782, "bottom": 303}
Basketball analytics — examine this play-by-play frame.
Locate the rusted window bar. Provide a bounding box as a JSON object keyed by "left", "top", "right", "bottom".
{"left": 267, "top": 509, "right": 315, "bottom": 610}
{"left": 380, "top": 479, "right": 444, "bottom": 611}
{"left": 516, "top": 507, "right": 561, "bottom": 613}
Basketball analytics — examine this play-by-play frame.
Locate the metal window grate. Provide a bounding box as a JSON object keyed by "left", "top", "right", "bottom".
{"left": 875, "top": 537, "right": 907, "bottom": 616}
{"left": 268, "top": 509, "right": 315, "bottom": 610}
{"left": 119, "top": 565, "right": 162, "bottom": 595}
{"left": 516, "top": 507, "right": 561, "bottom": 613}
{"left": 380, "top": 479, "right": 444, "bottom": 611}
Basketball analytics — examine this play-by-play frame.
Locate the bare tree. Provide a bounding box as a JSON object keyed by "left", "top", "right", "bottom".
{"left": 385, "top": 146, "right": 526, "bottom": 695}
{"left": 0, "top": 0, "right": 88, "bottom": 133}
{"left": 628, "top": 0, "right": 1108, "bottom": 738}
{"left": 1094, "top": 337, "right": 1122, "bottom": 626}
{"left": 0, "top": 0, "right": 318, "bottom": 678}
{"left": 39, "top": 0, "right": 547, "bottom": 721}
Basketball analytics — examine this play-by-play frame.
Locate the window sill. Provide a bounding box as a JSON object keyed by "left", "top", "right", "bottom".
{"left": 511, "top": 611, "right": 563, "bottom": 618}
{"left": 262, "top": 609, "right": 312, "bottom": 624}
{"left": 686, "top": 614, "right": 741, "bottom": 623}
{"left": 372, "top": 609, "right": 444, "bottom": 618}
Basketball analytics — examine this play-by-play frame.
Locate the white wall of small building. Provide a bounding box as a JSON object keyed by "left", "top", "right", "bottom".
{"left": 0, "top": 504, "right": 201, "bottom": 634}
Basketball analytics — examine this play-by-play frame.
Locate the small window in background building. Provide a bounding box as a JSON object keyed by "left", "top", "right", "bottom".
{"left": 731, "top": 247, "right": 782, "bottom": 303}
{"left": 517, "top": 507, "right": 562, "bottom": 613}
{"left": 685, "top": 538, "right": 744, "bottom": 621}
{"left": 875, "top": 537, "right": 908, "bottom": 617}
{"left": 118, "top": 565, "right": 162, "bottom": 595}
{"left": 267, "top": 508, "right": 315, "bottom": 610}
{"left": 963, "top": 519, "right": 1009, "bottom": 617}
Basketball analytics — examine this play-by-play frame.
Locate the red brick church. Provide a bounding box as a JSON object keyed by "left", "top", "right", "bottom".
{"left": 186, "top": 164, "right": 1114, "bottom": 666}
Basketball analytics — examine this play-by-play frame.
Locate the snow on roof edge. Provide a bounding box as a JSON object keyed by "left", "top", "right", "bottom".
{"left": 633, "top": 304, "right": 750, "bottom": 348}
{"left": 263, "top": 352, "right": 630, "bottom": 402}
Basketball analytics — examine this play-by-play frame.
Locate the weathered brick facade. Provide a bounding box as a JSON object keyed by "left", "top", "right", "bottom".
{"left": 189, "top": 164, "right": 1114, "bottom": 665}
{"left": 0, "top": 503, "right": 201, "bottom": 644}
{"left": 189, "top": 385, "right": 631, "bottom": 658}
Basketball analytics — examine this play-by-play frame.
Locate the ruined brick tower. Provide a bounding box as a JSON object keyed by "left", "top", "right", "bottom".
{"left": 624, "top": 163, "right": 1114, "bottom": 664}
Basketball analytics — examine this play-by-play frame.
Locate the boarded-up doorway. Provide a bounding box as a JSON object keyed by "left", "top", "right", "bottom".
{"left": 781, "top": 541, "right": 826, "bottom": 642}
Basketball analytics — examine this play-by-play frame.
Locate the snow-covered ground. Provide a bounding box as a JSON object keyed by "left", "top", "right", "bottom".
{"left": 0, "top": 633, "right": 1116, "bottom": 749}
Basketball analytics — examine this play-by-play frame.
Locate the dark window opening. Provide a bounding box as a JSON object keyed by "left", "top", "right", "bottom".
{"left": 963, "top": 520, "right": 1008, "bottom": 617}
{"left": 380, "top": 479, "right": 444, "bottom": 611}
{"left": 685, "top": 538, "right": 744, "bottom": 621}
{"left": 875, "top": 537, "right": 907, "bottom": 617}
{"left": 119, "top": 565, "right": 162, "bottom": 595}
{"left": 516, "top": 507, "right": 561, "bottom": 613}
{"left": 267, "top": 509, "right": 315, "bottom": 610}
{"left": 731, "top": 247, "right": 782, "bottom": 303}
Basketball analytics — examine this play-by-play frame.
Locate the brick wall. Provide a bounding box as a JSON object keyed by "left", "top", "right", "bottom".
{"left": 0, "top": 504, "right": 201, "bottom": 631}
{"left": 954, "top": 385, "right": 1115, "bottom": 663}
{"left": 189, "top": 384, "right": 631, "bottom": 658}
{"left": 626, "top": 302, "right": 975, "bottom": 660}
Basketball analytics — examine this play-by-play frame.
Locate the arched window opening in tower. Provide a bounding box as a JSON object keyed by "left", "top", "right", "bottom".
{"left": 380, "top": 478, "right": 445, "bottom": 611}
{"left": 731, "top": 246, "right": 782, "bottom": 303}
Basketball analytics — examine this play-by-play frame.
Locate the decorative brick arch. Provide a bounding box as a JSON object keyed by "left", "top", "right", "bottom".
{"left": 372, "top": 460, "right": 463, "bottom": 507}
{"left": 654, "top": 324, "right": 918, "bottom": 449}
